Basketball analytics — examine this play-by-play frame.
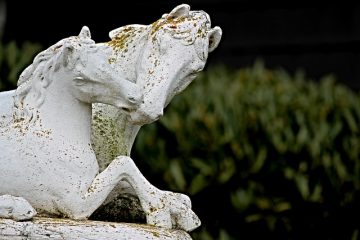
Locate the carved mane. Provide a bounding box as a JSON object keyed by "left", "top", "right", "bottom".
{"left": 13, "top": 35, "right": 94, "bottom": 123}
{"left": 151, "top": 10, "right": 212, "bottom": 60}
{"left": 107, "top": 9, "right": 213, "bottom": 63}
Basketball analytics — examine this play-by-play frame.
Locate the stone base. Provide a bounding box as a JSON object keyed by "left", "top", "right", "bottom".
{"left": 0, "top": 217, "right": 192, "bottom": 240}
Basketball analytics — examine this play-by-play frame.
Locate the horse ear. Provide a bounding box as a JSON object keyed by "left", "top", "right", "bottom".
{"left": 109, "top": 24, "right": 147, "bottom": 40}
{"left": 167, "top": 4, "right": 190, "bottom": 18}
{"left": 54, "top": 44, "right": 74, "bottom": 71}
{"left": 208, "top": 26, "right": 222, "bottom": 53}
{"left": 62, "top": 44, "right": 74, "bottom": 67}
{"left": 79, "top": 26, "right": 91, "bottom": 39}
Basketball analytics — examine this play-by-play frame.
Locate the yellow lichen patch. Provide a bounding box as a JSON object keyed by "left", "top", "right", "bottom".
{"left": 196, "top": 26, "right": 207, "bottom": 39}
{"left": 33, "top": 129, "right": 52, "bottom": 138}
{"left": 108, "top": 57, "right": 116, "bottom": 64}
{"left": 107, "top": 26, "right": 139, "bottom": 53}
{"left": 150, "top": 13, "right": 210, "bottom": 48}
{"left": 151, "top": 16, "right": 187, "bottom": 36}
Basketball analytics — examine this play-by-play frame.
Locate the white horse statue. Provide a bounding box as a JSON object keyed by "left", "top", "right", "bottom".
{"left": 0, "top": 4, "right": 222, "bottom": 232}
{"left": 91, "top": 4, "right": 222, "bottom": 229}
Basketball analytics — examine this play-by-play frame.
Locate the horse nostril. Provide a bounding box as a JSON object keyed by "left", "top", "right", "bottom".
{"left": 121, "top": 107, "right": 130, "bottom": 113}
{"left": 129, "top": 95, "right": 143, "bottom": 104}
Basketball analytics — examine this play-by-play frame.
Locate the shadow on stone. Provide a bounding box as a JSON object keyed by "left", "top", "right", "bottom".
{"left": 91, "top": 194, "right": 146, "bottom": 224}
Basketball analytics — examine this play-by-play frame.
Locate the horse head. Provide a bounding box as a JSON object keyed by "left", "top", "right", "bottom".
{"left": 68, "top": 27, "right": 143, "bottom": 111}
{"left": 108, "top": 4, "right": 222, "bottom": 125}
{"left": 13, "top": 26, "right": 143, "bottom": 125}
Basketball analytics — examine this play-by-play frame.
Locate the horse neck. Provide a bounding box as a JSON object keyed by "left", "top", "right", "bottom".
{"left": 114, "top": 112, "right": 141, "bottom": 156}
{"left": 25, "top": 75, "right": 92, "bottom": 144}
{"left": 107, "top": 40, "right": 147, "bottom": 156}
{"left": 93, "top": 103, "right": 141, "bottom": 172}
{"left": 97, "top": 35, "right": 148, "bottom": 152}
{"left": 93, "top": 38, "right": 147, "bottom": 170}
{"left": 100, "top": 31, "right": 148, "bottom": 82}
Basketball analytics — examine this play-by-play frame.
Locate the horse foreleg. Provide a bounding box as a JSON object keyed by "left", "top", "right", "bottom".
{"left": 0, "top": 195, "right": 37, "bottom": 220}
{"left": 56, "top": 156, "right": 199, "bottom": 231}
{"left": 54, "top": 155, "right": 155, "bottom": 220}
{"left": 53, "top": 156, "right": 133, "bottom": 220}
{"left": 107, "top": 156, "right": 201, "bottom": 231}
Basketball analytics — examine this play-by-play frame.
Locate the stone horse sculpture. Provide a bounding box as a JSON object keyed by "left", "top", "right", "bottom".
{"left": 91, "top": 4, "right": 222, "bottom": 230}
{"left": 0, "top": 4, "right": 222, "bottom": 233}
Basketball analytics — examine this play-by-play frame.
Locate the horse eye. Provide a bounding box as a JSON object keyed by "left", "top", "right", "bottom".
{"left": 74, "top": 77, "right": 86, "bottom": 86}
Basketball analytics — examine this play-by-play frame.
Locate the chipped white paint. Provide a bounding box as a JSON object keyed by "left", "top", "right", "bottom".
{"left": 0, "top": 3, "right": 222, "bottom": 237}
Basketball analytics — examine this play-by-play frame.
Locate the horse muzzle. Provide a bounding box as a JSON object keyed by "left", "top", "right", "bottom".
{"left": 128, "top": 107, "right": 163, "bottom": 125}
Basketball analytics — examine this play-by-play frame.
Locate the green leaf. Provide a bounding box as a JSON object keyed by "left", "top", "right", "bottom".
{"left": 218, "top": 157, "right": 236, "bottom": 183}
{"left": 352, "top": 229, "right": 359, "bottom": 240}
{"left": 333, "top": 153, "right": 348, "bottom": 181}
{"left": 295, "top": 173, "right": 309, "bottom": 199}
{"left": 245, "top": 214, "right": 263, "bottom": 223}
{"left": 250, "top": 147, "right": 267, "bottom": 173}
{"left": 284, "top": 167, "right": 295, "bottom": 179}
{"left": 344, "top": 108, "right": 358, "bottom": 133}
{"left": 169, "top": 159, "right": 186, "bottom": 191}
{"left": 189, "top": 174, "right": 208, "bottom": 195}
{"left": 5, "top": 41, "right": 18, "bottom": 68}
{"left": 256, "top": 197, "right": 271, "bottom": 210}
{"left": 309, "top": 184, "right": 322, "bottom": 202}
{"left": 190, "top": 158, "right": 214, "bottom": 176}
{"left": 230, "top": 189, "right": 253, "bottom": 211}
{"left": 274, "top": 202, "right": 291, "bottom": 212}
{"left": 219, "top": 229, "right": 232, "bottom": 240}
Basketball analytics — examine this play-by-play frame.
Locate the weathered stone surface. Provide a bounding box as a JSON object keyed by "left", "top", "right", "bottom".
{"left": 91, "top": 4, "right": 222, "bottom": 228}
{"left": 0, "top": 217, "right": 192, "bottom": 240}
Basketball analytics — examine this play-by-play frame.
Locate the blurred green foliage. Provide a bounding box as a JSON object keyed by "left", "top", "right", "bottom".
{"left": 133, "top": 61, "right": 360, "bottom": 240}
{"left": 0, "top": 41, "right": 42, "bottom": 91}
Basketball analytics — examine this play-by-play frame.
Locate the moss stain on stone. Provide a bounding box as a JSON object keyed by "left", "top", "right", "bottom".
{"left": 92, "top": 108, "right": 128, "bottom": 171}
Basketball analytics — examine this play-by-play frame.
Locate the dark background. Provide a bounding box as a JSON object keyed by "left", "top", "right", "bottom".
{"left": 2, "top": 1, "right": 360, "bottom": 89}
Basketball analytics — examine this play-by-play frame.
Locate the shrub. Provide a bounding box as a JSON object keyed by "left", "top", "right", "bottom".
{"left": 0, "top": 41, "right": 42, "bottom": 91}
{"left": 133, "top": 61, "right": 360, "bottom": 240}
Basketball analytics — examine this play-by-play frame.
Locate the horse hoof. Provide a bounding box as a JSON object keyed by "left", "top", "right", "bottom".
{"left": 0, "top": 195, "right": 37, "bottom": 221}
{"left": 174, "top": 208, "right": 201, "bottom": 232}
{"left": 146, "top": 208, "right": 172, "bottom": 229}
{"left": 173, "top": 192, "right": 191, "bottom": 208}
{"left": 144, "top": 191, "right": 200, "bottom": 231}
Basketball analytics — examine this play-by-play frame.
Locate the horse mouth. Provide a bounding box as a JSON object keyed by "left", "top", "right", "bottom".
{"left": 127, "top": 110, "right": 161, "bottom": 125}
{"left": 121, "top": 107, "right": 131, "bottom": 113}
